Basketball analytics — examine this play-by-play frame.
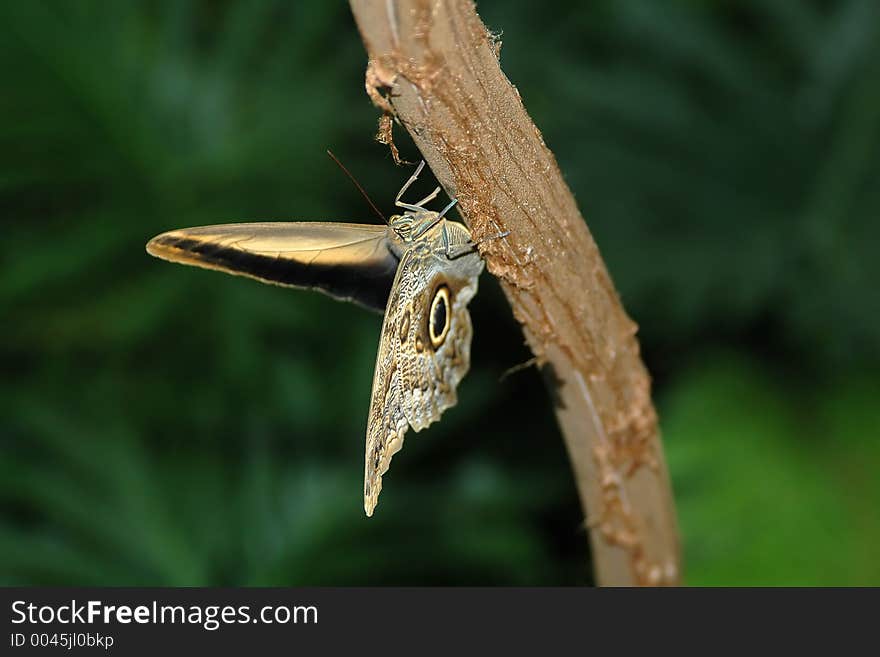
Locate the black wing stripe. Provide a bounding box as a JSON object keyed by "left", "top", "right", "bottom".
{"left": 147, "top": 230, "right": 400, "bottom": 312}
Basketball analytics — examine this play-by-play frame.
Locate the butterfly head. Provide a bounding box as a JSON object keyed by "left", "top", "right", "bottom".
{"left": 389, "top": 211, "right": 441, "bottom": 242}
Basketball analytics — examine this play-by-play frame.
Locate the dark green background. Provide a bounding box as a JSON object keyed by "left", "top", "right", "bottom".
{"left": 2, "top": 0, "right": 878, "bottom": 586}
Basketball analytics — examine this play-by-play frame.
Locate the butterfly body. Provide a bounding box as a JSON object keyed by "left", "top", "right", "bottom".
{"left": 146, "top": 163, "right": 483, "bottom": 516}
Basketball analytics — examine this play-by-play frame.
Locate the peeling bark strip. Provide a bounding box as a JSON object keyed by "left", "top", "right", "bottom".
{"left": 349, "top": 0, "right": 680, "bottom": 586}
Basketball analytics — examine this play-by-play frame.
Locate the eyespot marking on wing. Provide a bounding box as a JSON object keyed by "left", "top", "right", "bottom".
{"left": 428, "top": 285, "right": 451, "bottom": 349}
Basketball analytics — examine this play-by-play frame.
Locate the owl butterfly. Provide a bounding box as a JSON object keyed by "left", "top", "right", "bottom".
{"left": 146, "top": 161, "right": 484, "bottom": 516}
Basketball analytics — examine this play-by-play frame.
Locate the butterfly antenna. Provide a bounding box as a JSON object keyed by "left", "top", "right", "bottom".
{"left": 327, "top": 150, "right": 387, "bottom": 224}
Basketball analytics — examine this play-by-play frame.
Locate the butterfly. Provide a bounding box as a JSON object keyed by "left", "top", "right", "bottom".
{"left": 146, "top": 161, "right": 484, "bottom": 516}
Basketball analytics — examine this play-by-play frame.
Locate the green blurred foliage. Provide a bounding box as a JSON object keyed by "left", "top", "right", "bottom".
{"left": 1, "top": 0, "right": 878, "bottom": 585}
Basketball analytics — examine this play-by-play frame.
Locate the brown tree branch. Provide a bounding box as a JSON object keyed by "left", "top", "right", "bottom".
{"left": 349, "top": 0, "right": 680, "bottom": 586}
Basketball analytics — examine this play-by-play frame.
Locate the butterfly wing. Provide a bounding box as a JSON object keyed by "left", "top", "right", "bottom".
{"left": 363, "top": 242, "right": 484, "bottom": 516}
{"left": 146, "top": 222, "right": 402, "bottom": 311}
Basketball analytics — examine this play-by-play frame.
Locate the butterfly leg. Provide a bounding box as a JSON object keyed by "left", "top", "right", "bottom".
{"left": 444, "top": 242, "right": 479, "bottom": 259}
{"left": 475, "top": 229, "right": 511, "bottom": 246}
{"left": 395, "top": 160, "right": 426, "bottom": 206}
{"left": 414, "top": 198, "right": 457, "bottom": 239}
{"left": 394, "top": 161, "right": 440, "bottom": 211}
{"left": 410, "top": 186, "right": 441, "bottom": 208}
{"left": 395, "top": 192, "right": 442, "bottom": 214}
{"left": 397, "top": 202, "right": 428, "bottom": 213}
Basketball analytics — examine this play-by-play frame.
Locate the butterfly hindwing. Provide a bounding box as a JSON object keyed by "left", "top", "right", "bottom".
{"left": 363, "top": 236, "right": 484, "bottom": 516}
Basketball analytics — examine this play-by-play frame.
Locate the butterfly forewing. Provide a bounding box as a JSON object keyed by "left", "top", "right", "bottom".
{"left": 146, "top": 222, "right": 403, "bottom": 311}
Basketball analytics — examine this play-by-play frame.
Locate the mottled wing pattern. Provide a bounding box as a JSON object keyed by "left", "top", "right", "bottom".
{"left": 146, "top": 222, "right": 402, "bottom": 311}
{"left": 363, "top": 240, "right": 484, "bottom": 516}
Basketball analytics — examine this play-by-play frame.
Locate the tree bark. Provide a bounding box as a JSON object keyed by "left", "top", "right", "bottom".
{"left": 349, "top": 0, "right": 680, "bottom": 586}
